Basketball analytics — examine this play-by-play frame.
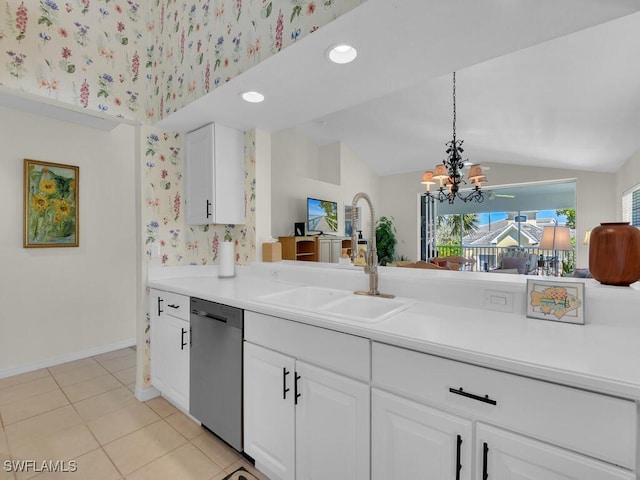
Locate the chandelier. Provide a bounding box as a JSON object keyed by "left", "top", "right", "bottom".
{"left": 421, "top": 72, "right": 486, "bottom": 204}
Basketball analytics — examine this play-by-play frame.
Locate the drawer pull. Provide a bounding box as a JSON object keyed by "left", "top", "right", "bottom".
{"left": 168, "top": 304, "right": 180, "bottom": 309}
{"left": 455, "top": 434, "right": 462, "bottom": 480}
{"left": 157, "top": 297, "right": 163, "bottom": 316}
{"left": 482, "top": 442, "right": 489, "bottom": 480}
{"left": 449, "top": 387, "right": 497, "bottom": 406}
{"left": 294, "top": 373, "right": 301, "bottom": 405}
{"left": 181, "top": 327, "right": 187, "bottom": 350}
{"left": 283, "top": 368, "right": 290, "bottom": 400}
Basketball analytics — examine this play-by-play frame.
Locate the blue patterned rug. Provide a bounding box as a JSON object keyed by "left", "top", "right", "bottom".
{"left": 222, "top": 467, "right": 259, "bottom": 480}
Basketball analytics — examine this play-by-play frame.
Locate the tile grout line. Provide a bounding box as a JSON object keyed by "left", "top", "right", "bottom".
{"left": 47, "top": 354, "right": 137, "bottom": 480}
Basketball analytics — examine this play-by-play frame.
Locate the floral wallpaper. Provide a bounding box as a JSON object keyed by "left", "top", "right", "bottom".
{"left": 1, "top": 0, "right": 365, "bottom": 122}
{"left": 142, "top": 126, "right": 256, "bottom": 268}
{"left": 1, "top": 0, "right": 364, "bottom": 390}
{"left": 147, "top": 0, "right": 364, "bottom": 120}
{"left": 1, "top": 0, "right": 146, "bottom": 120}
{"left": 141, "top": 126, "right": 255, "bottom": 387}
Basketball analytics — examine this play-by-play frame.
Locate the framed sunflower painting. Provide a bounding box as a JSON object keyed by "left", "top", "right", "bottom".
{"left": 24, "top": 159, "right": 79, "bottom": 248}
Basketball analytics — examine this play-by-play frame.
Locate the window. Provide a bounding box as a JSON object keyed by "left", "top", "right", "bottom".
{"left": 420, "top": 180, "right": 577, "bottom": 272}
{"left": 622, "top": 184, "right": 640, "bottom": 227}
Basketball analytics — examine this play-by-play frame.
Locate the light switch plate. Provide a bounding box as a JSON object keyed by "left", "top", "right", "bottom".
{"left": 484, "top": 289, "right": 514, "bottom": 313}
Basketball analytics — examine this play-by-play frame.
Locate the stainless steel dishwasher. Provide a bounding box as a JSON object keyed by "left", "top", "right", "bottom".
{"left": 190, "top": 297, "right": 244, "bottom": 451}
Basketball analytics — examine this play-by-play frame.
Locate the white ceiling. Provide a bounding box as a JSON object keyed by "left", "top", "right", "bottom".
{"left": 157, "top": 0, "right": 640, "bottom": 176}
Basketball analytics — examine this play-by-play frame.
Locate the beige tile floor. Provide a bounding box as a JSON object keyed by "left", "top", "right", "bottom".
{"left": 0, "top": 348, "right": 269, "bottom": 480}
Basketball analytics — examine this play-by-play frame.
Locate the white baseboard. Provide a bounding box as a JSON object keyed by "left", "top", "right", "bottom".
{"left": 0, "top": 338, "right": 136, "bottom": 379}
{"left": 135, "top": 385, "right": 160, "bottom": 402}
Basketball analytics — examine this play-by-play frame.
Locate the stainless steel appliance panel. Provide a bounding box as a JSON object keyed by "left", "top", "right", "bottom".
{"left": 190, "top": 297, "right": 243, "bottom": 451}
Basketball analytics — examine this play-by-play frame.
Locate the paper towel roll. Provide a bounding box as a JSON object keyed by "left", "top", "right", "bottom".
{"left": 218, "top": 241, "right": 235, "bottom": 278}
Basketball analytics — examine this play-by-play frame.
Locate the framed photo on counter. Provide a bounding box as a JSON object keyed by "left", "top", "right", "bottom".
{"left": 526, "top": 279, "right": 585, "bottom": 324}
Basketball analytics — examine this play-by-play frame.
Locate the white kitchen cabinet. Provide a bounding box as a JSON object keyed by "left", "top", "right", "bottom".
{"left": 372, "top": 341, "right": 637, "bottom": 479}
{"left": 295, "top": 361, "right": 369, "bottom": 480}
{"left": 185, "top": 123, "right": 245, "bottom": 226}
{"left": 149, "top": 289, "right": 190, "bottom": 412}
{"left": 244, "top": 342, "right": 295, "bottom": 480}
{"left": 476, "top": 424, "right": 635, "bottom": 480}
{"left": 372, "top": 388, "right": 472, "bottom": 480}
{"left": 244, "top": 312, "right": 370, "bottom": 480}
{"left": 317, "top": 236, "right": 349, "bottom": 263}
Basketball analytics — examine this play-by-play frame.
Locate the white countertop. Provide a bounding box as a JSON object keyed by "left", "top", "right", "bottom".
{"left": 147, "top": 262, "right": 640, "bottom": 401}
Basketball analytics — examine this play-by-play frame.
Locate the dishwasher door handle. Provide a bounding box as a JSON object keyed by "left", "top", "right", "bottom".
{"left": 193, "top": 310, "right": 228, "bottom": 323}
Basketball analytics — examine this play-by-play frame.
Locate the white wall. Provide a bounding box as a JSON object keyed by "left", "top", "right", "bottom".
{"left": 0, "top": 106, "right": 137, "bottom": 375}
{"left": 380, "top": 162, "right": 617, "bottom": 267}
{"left": 271, "top": 128, "right": 380, "bottom": 243}
{"left": 616, "top": 149, "right": 640, "bottom": 218}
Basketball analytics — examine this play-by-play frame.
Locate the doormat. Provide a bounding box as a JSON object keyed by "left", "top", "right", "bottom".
{"left": 222, "top": 467, "right": 260, "bottom": 480}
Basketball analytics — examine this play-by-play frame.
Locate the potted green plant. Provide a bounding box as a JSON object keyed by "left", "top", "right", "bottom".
{"left": 376, "top": 216, "right": 397, "bottom": 266}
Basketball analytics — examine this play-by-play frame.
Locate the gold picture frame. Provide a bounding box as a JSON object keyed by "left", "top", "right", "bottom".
{"left": 24, "top": 159, "right": 79, "bottom": 248}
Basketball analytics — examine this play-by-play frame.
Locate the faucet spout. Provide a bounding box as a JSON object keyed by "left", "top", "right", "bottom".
{"left": 350, "top": 192, "right": 394, "bottom": 298}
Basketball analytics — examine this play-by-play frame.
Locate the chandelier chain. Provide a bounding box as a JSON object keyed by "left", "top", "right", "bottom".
{"left": 452, "top": 71, "right": 456, "bottom": 141}
{"left": 422, "top": 71, "right": 485, "bottom": 204}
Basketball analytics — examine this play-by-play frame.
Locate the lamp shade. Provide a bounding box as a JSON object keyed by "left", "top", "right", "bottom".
{"left": 420, "top": 171, "right": 435, "bottom": 185}
{"left": 540, "top": 225, "right": 572, "bottom": 250}
{"left": 433, "top": 164, "right": 448, "bottom": 180}
{"left": 468, "top": 164, "right": 486, "bottom": 184}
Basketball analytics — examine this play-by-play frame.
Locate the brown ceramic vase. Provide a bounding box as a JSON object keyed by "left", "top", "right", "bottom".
{"left": 589, "top": 222, "right": 640, "bottom": 286}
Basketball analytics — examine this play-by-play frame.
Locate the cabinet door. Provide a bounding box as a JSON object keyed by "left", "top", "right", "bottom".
{"left": 330, "top": 239, "right": 343, "bottom": 263}
{"left": 244, "top": 342, "right": 295, "bottom": 480}
{"left": 163, "top": 315, "right": 190, "bottom": 411}
{"left": 185, "top": 124, "right": 214, "bottom": 225}
{"left": 317, "top": 239, "right": 330, "bottom": 263}
{"left": 213, "top": 123, "right": 245, "bottom": 225}
{"left": 372, "top": 389, "right": 472, "bottom": 480}
{"left": 149, "top": 290, "right": 166, "bottom": 392}
{"left": 295, "top": 361, "right": 370, "bottom": 480}
{"left": 476, "top": 424, "right": 635, "bottom": 480}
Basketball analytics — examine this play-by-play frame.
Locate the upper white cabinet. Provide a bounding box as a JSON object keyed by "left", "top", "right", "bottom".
{"left": 185, "top": 123, "right": 245, "bottom": 225}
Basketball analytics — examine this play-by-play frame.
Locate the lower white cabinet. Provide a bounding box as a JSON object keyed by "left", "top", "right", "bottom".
{"left": 372, "top": 388, "right": 472, "bottom": 480}
{"left": 477, "top": 424, "right": 636, "bottom": 480}
{"left": 372, "top": 341, "right": 637, "bottom": 480}
{"left": 244, "top": 342, "right": 295, "bottom": 480}
{"left": 149, "top": 289, "right": 190, "bottom": 412}
{"left": 244, "top": 341, "right": 370, "bottom": 480}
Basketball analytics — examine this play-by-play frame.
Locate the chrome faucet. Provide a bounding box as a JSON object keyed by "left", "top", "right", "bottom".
{"left": 350, "top": 192, "right": 395, "bottom": 298}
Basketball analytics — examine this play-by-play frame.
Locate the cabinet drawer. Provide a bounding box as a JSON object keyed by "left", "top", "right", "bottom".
{"left": 245, "top": 311, "right": 370, "bottom": 382}
{"left": 372, "top": 342, "right": 637, "bottom": 470}
{"left": 160, "top": 291, "right": 190, "bottom": 321}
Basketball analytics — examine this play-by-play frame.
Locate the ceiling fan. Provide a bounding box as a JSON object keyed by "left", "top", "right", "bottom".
{"left": 487, "top": 191, "right": 515, "bottom": 200}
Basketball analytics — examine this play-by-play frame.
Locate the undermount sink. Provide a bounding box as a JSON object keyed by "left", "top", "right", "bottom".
{"left": 256, "top": 286, "right": 410, "bottom": 323}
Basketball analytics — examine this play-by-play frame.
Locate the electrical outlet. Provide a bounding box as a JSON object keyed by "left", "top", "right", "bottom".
{"left": 484, "top": 289, "right": 514, "bottom": 313}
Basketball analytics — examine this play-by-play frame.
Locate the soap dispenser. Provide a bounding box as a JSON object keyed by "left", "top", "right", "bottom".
{"left": 354, "top": 230, "right": 368, "bottom": 266}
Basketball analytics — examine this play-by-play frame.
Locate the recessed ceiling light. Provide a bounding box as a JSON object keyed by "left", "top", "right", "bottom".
{"left": 327, "top": 44, "right": 357, "bottom": 64}
{"left": 241, "top": 91, "right": 265, "bottom": 103}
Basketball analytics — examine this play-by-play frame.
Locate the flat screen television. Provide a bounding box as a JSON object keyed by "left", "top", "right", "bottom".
{"left": 307, "top": 197, "right": 338, "bottom": 234}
